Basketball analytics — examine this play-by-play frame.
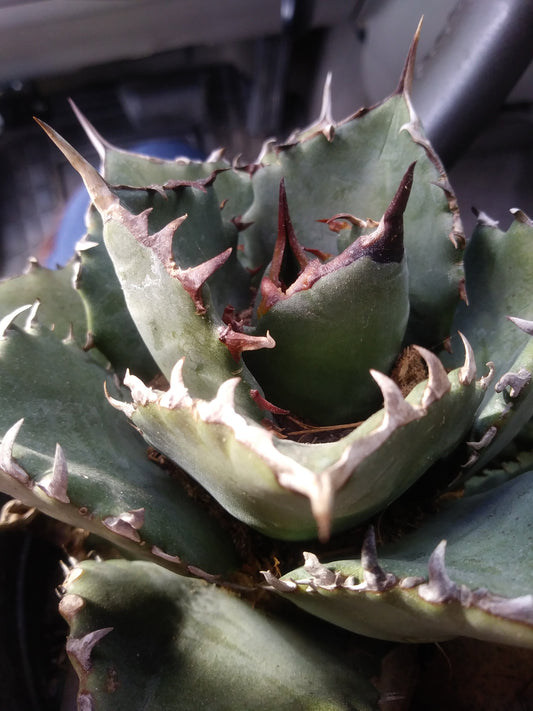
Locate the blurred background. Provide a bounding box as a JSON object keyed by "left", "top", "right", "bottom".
{"left": 0, "top": 0, "right": 532, "bottom": 277}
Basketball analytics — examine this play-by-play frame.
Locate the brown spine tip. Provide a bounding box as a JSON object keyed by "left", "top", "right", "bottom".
{"left": 362, "top": 162, "right": 416, "bottom": 264}
{"left": 218, "top": 325, "right": 275, "bottom": 361}
{"left": 395, "top": 18, "right": 422, "bottom": 97}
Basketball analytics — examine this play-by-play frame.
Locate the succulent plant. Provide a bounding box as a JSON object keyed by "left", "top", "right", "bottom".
{"left": 2, "top": 26, "right": 533, "bottom": 709}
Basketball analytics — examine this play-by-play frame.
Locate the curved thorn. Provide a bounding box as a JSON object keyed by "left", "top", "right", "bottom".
{"left": 413, "top": 346, "right": 451, "bottom": 408}
{"left": 24, "top": 300, "right": 41, "bottom": 331}
{"left": 480, "top": 361, "right": 496, "bottom": 390}
{"left": 160, "top": 358, "right": 192, "bottom": 410}
{"left": 123, "top": 370, "right": 158, "bottom": 407}
{"left": 370, "top": 370, "right": 418, "bottom": 428}
{"left": 418, "top": 540, "right": 459, "bottom": 603}
{"left": 256, "top": 137, "right": 277, "bottom": 163}
{"left": 0, "top": 304, "right": 34, "bottom": 338}
{"left": 361, "top": 526, "right": 397, "bottom": 591}
{"left": 38, "top": 443, "right": 70, "bottom": 503}
{"left": 105, "top": 383, "right": 135, "bottom": 417}
{"left": 66, "top": 627, "right": 113, "bottom": 672}
{"left": 466, "top": 425, "right": 498, "bottom": 451}
{"left": 261, "top": 570, "right": 298, "bottom": 592}
{"left": 303, "top": 551, "right": 337, "bottom": 587}
{"left": 196, "top": 378, "right": 242, "bottom": 425}
{"left": 457, "top": 331, "right": 477, "bottom": 385}
{"left": 0, "top": 419, "right": 30, "bottom": 484}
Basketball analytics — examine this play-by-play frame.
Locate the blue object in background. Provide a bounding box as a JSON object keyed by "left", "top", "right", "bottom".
{"left": 46, "top": 138, "right": 203, "bottom": 268}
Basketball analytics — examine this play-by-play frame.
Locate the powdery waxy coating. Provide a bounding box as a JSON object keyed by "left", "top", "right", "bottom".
{"left": 242, "top": 165, "right": 415, "bottom": 424}
{"left": 108, "top": 333, "right": 484, "bottom": 542}
{"left": 265, "top": 526, "right": 533, "bottom": 648}
{"left": 1, "top": 24, "right": 533, "bottom": 705}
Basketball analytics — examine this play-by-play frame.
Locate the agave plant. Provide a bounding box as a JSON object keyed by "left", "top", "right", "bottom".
{"left": 1, "top": 26, "right": 533, "bottom": 709}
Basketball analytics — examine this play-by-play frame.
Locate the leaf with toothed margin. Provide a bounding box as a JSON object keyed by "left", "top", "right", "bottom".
{"left": 115, "top": 340, "right": 484, "bottom": 541}
{"left": 70, "top": 99, "right": 255, "bottom": 220}
{"left": 0, "top": 259, "right": 86, "bottom": 345}
{"left": 271, "top": 471, "right": 533, "bottom": 648}
{"left": 0, "top": 312, "right": 237, "bottom": 576}
{"left": 112, "top": 176, "right": 252, "bottom": 316}
{"left": 37, "top": 119, "right": 263, "bottom": 418}
{"left": 240, "top": 24, "right": 464, "bottom": 348}
{"left": 60, "top": 558, "right": 378, "bottom": 711}
{"left": 244, "top": 166, "right": 413, "bottom": 425}
{"left": 448, "top": 210, "right": 533, "bottom": 476}
{"left": 75, "top": 206, "right": 160, "bottom": 380}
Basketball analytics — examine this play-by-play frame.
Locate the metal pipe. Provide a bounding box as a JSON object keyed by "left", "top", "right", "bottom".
{"left": 411, "top": 0, "right": 533, "bottom": 167}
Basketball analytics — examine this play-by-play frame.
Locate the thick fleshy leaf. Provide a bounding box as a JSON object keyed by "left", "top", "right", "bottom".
{"left": 449, "top": 211, "right": 533, "bottom": 474}
{"left": 36, "top": 120, "right": 263, "bottom": 419}
{"left": 60, "top": 558, "right": 378, "bottom": 711}
{"left": 70, "top": 101, "right": 254, "bottom": 219}
{"left": 0, "top": 259, "right": 86, "bottom": 345}
{"left": 76, "top": 206, "right": 159, "bottom": 379}
{"left": 116, "top": 347, "right": 484, "bottom": 541}
{"left": 0, "top": 313, "right": 237, "bottom": 575}
{"left": 272, "top": 472, "right": 533, "bottom": 647}
{"left": 240, "top": 35, "right": 464, "bottom": 348}
{"left": 245, "top": 167, "right": 413, "bottom": 424}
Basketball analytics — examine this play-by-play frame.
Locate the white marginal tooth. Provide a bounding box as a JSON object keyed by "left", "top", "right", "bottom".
{"left": 480, "top": 361, "right": 495, "bottom": 390}
{"left": 160, "top": 358, "right": 192, "bottom": 410}
{"left": 413, "top": 346, "right": 451, "bottom": 408}
{"left": 0, "top": 304, "right": 34, "bottom": 338}
{"left": 308, "top": 482, "right": 334, "bottom": 544}
{"left": 508, "top": 315, "right": 533, "bottom": 336}
{"left": 495, "top": 368, "right": 532, "bottom": 398}
{"left": 261, "top": 570, "right": 298, "bottom": 592}
{"left": 256, "top": 138, "right": 277, "bottom": 164}
{"left": 75, "top": 238, "right": 99, "bottom": 252}
{"left": 370, "top": 370, "right": 418, "bottom": 428}
{"left": 151, "top": 545, "right": 182, "bottom": 564}
{"left": 23, "top": 300, "right": 41, "bottom": 331}
{"left": 418, "top": 540, "right": 459, "bottom": 604}
{"left": 66, "top": 627, "right": 113, "bottom": 672}
{"left": 102, "top": 508, "right": 145, "bottom": 542}
{"left": 303, "top": 551, "right": 337, "bottom": 587}
{"left": 360, "top": 526, "right": 397, "bottom": 592}
{"left": 123, "top": 370, "right": 158, "bottom": 406}
{"left": 457, "top": 332, "right": 477, "bottom": 385}
{"left": 510, "top": 207, "right": 533, "bottom": 225}
{"left": 0, "top": 419, "right": 30, "bottom": 484}
{"left": 196, "top": 378, "right": 241, "bottom": 424}
{"left": 318, "top": 71, "right": 335, "bottom": 140}
{"left": 206, "top": 146, "right": 225, "bottom": 163}
{"left": 38, "top": 443, "right": 70, "bottom": 503}
{"left": 466, "top": 425, "right": 497, "bottom": 451}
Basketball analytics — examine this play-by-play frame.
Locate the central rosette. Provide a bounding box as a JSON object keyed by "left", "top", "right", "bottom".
{"left": 230, "top": 165, "right": 415, "bottom": 426}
